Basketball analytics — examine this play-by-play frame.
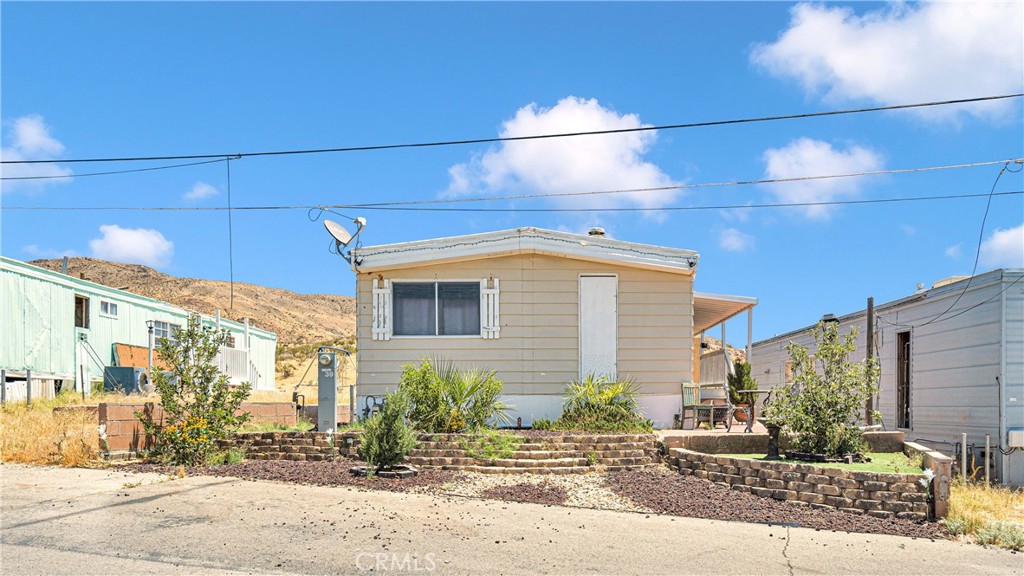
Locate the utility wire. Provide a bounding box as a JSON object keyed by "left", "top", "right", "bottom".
{"left": 3, "top": 94, "right": 1020, "bottom": 165}
{"left": 0, "top": 158, "right": 228, "bottom": 180}
{"left": 877, "top": 160, "right": 1024, "bottom": 328}
{"left": 4, "top": 190, "right": 1021, "bottom": 213}
{"left": 340, "top": 158, "right": 1022, "bottom": 207}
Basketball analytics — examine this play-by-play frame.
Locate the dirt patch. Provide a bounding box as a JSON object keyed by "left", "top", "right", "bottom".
{"left": 479, "top": 481, "right": 569, "bottom": 506}
{"left": 118, "top": 459, "right": 456, "bottom": 492}
{"left": 604, "top": 468, "right": 948, "bottom": 540}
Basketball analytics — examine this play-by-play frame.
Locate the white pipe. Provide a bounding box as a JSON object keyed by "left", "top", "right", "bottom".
{"left": 746, "top": 308, "right": 753, "bottom": 362}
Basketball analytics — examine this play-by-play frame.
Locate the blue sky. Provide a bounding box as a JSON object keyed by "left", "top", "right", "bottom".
{"left": 2, "top": 2, "right": 1022, "bottom": 344}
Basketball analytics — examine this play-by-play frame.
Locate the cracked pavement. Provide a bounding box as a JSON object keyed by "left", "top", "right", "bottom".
{"left": 1, "top": 464, "right": 1019, "bottom": 575}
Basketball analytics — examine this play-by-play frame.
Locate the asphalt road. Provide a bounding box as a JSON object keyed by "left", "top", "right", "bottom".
{"left": 1, "top": 464, "right": 1019, "bottom": 575}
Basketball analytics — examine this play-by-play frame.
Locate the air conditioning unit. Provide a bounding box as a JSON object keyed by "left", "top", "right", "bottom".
{"left": 103, "top": 367, "right": 147, "bottom": 394}
{"left": 1008, "top": 429, "right": 1024, "bottom": 448}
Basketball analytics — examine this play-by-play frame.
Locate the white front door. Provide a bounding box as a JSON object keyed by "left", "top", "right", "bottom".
{"left": 579, "top": 275, "right": 617, "bottom": 380}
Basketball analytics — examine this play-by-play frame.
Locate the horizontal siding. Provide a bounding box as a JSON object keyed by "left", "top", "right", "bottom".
{"left": 750, "top": 277, "right": 1007, "bottom": 454}
{"left": 356, "top": 253, "right": 694, "bottom": 404}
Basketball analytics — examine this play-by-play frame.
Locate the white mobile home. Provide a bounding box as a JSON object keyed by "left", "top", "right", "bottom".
{"left": 1, "top": 256, "right": 278, "bottom": 399}
{"left": 749, "top": 269, "right": 1024, "bottom": 486}
{"left": 350, "top": 227, "right": 756, "bottom": 428}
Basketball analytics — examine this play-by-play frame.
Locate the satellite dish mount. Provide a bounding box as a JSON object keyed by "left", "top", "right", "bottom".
{"left": 324, "top": 217, "right": 367, "bottom": 264}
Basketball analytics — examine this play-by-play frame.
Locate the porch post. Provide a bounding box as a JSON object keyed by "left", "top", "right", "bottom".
{"left": 746, "top": 308, "right": 753, "bottom": 362}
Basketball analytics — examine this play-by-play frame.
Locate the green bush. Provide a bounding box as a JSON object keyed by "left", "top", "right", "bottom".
{"left": 554, "top": 374, "right": 652, "bottom": 433}
{"left": 531, "top": 418, "right": 555, "bottom": 431}
{"left": 762, "top": 321, "right": 880, "bottom": 457}
{"left": 358, "top": 389, "right": 417, "bottom": 472}
{"left": 399, "top": 357, "right": 510, "bottom": 433}
{"left": 137, "top": 316, "right": 252, "bottom": 466}
{"left": 459, "top": 430, "right": 522, "bottom": 463}
{"left": 727, "top": 360, "right": 758, "bottom": 406}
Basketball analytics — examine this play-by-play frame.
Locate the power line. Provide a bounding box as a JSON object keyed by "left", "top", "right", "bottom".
{"left": 4, "top": 190, "right": 1021, "bottom": 213}
{"left": 341, "top": 158, "right": 1022, "bottom": 207}
{"left": 3, "top": 94, "right": 1020, "bottom": 165}
{"left": 0, "top": 158, "right": 228, "bottom": 181}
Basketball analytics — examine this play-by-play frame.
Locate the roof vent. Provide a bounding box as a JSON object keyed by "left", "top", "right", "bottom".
{"left": 587, "top": 227, "right": 605, "bottom": 237}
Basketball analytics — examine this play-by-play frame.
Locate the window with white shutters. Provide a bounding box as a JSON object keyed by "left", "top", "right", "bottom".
{"left": 373, "top": 278, "right": 500, "bottom": 339}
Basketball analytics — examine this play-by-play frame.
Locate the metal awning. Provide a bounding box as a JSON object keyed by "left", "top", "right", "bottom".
{"left": 694, "top": 291, "right": 758, "bottom": 333}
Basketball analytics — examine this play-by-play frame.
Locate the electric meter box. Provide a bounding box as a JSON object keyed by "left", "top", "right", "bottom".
{"left": 317, "top": 352, "right": 338, "bottom": 433}
{"left": 1008, "top": 429, "right": 1024, "bottom": 448}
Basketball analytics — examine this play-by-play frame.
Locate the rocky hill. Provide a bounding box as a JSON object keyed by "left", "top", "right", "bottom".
{"left": 30, "top": 258, "right": 357, "bottom": 387}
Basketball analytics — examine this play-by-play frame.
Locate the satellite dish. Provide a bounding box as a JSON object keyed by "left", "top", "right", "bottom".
{"left": 323, "top": 217, "right": 367, "bottom": 265}
{"left": 324, "top": 220, "right": 354, "bottom": 247}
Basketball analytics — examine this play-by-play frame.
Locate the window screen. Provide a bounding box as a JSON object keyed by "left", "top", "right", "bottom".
{"left": 392, "top": 282, "right": 480, "bottom": 336}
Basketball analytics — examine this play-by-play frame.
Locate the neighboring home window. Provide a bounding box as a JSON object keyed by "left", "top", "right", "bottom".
{"left": 74, "top": 295, "right": 90, "bottom": 329}
{"left": 99, "top": 300, "right": 119, "bottom": 318}
{"left": 393, "top": 282, "right": 480, "bottom": 336}
{"left": 153, "top": 320, "right": 182, "bottom": 343}
{"left": 225, "top": 334, "right": 236, "bottom": 348}
{"left": 373, "top": 278, "right": 500, "bottom": 340}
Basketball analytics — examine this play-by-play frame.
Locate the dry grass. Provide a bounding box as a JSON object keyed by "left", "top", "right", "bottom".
{"left": 0, "top": 396, "right": 100, "bottom": 466}
{"left": 947, "top": 480, "right": 1024, "bottom": 550}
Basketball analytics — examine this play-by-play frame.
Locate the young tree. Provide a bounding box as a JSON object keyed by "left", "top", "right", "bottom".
{"left": 138, "top": 315, "right": 252, "bottom": 465}
{"left": 359, "top": 389, "right": 417, "bottom": 472}
{"left": 763, "top": 321, "right": 880, "bottom": 457}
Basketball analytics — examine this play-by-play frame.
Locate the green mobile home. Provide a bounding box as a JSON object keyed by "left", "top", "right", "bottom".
{"left": 1, "top": 256, "right": 277, "bottom": 400}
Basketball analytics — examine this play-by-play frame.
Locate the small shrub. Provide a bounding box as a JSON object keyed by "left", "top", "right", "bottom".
{"left": 554, "top": 374, "right": 652, "bottom": 433}
{"left": 727, "top": 360, "right": 758, "bottom": 406}
{"left": 205, "top": 448, "right": 245, "bottom": 466}
{"left": 531, "top": 418, "right": 555, "bottom": 431}
{"left": 460, "top": 430, "right": 522, "bottom": 463}
{"left": 138, "top": 316, "right": 253, "bottom": 466}
{"left": 358, "top": 389, "right": 417, "bottom": 472}
{"left": 399, "top": 357, "right": 510, "bottom": 433}
{"left": 762, "top": 321, "right": 879, "bottom": 457}
{"left": 586, "top": 451, "right": 597, "bottom": 466}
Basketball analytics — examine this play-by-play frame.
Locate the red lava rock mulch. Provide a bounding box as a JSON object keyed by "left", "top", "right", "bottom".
{"left": 479, "top": 482, "right": 569, "bottom": 506}
{"left": 118, "top": 458, "right": 457, "bottom": 492}
{"left": 604, "top": 468, "right": 948, "bottom": 540}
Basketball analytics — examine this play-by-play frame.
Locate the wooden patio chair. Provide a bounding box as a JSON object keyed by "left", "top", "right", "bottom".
{"left": 680, "top": 382, "right": 701, "bottom": 429}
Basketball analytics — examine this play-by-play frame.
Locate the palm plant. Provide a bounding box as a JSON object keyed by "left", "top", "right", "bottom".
{"left": 557, "top": 374, "right": 651, "bottom": 433}
{"left": 400, "top": 357, "right": 511, "bottom": 433}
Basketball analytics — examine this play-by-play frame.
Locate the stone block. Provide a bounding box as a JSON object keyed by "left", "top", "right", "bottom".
{"left": 693, "top": 470, "right": 708, "bottom": 480}
{"left": 899, "top": 492, "right": 927, "bottom": 503}
{"left": 862, "top": 481, "right": 888, "bottom": 492}
{"left": 833, "top": 477, "right": 859, "bottom": 489}
{"left": 873, "top": 491, "right": 899, "bottom": 502}
{"left": 724, "top": 474, "right": 743, "bottom": 485}
{"left": 911, "top": 502, "right": 928, "bottom": 514}
{"left": 731, "top": 484, "right": 751, "bottom": 494}
{"left": 867, "top": 510, "right": 894, "bottom": 519}
{"left": 708, "top": 472, "right": 725, "bottom": 483}
{"left": 883, "top": 501, "right": 913, "bottom": 513}
{"left": 822, "top": 467, "right": 850, "bottom": 479}
{"left": 766, "top": 479, "right": 786, "bottom": 490}
{"left": 804, "top": 474, "right": 830, "bottom": 485}
{"left": 799, "top": 492, "right": 826, "bottom": 504}
{"left": 788, "top": 481, "right": 813, "bottom": 493}
{"left": 787, "top": 500, "right": 809, "bottom": 507}
{"left": 678, "top": 468, "right": 693, "bottom": 476}
{"left": 896, "top": 512, "right": 927, "bottom": 522}
{"left": 704, "top": 463, "right": 721, "bottom": 473}
{"left": 842, "top": 489, "right": 868, "bottom": 500}
{"left": 854, "top": 499, "right": 881, "bottom": 511}
{"left": 816, "top": 484, "right": 842, "bottom": 496}
{"left": 824, "top": 496, "right": 853, "bottom": 508}
{"left": 758, "top": 469, "right": 781, "bottom": 480}
{"left": 744, "top": 476, "right": 763, "bottom": 487}
{"left": 781, "top": 471, "right": 803, "bottom": 483}
{"left": 722, "top": 466, "right": 739, "bottom": 475}
{"left": 750, "top": 487, "right": 773, "bottom": 498}
{"left": 890, "top": 482, "right": 919, "bottom": 493}
{"left": 839, "top": 508, "right": 865, "bottom": 516}
{"left": 741, "top": 467, "right": 759, "bottom": 478}
{"left": 772, "top": 490, "right": 798, "bottom": 501}
{"left": 775, "top": 463, "right": 796, "bottom": 473}
{"left": 285, "top": 453, "right": 306, "bottom": 461}
{"left": 809, "top": 503, "right": 832, "bottom": 511}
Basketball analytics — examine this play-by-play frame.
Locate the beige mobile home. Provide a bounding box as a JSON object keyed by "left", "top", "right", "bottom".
{"left": 749, "top": 269, "right": 1024, "bottom": 486}
{"left": 351, "top": 227, "right": 756, "bottom": 428}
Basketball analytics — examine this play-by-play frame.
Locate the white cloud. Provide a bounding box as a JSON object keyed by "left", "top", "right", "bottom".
{"left": 446, "top": 97, "right": 680, "bottom": 214}
{"left": 1, "top": 115, "right": 73, "bottom": 192}
{"left": 752, "top": 2, "right": 1023, "bottom": 122}
{"left": 761, "top": 138, "right": 883, "bottom": 219}
{"left": 980, "top": 223, "right": 1024, "bottom": 269}
{"left": 945, "top": 244, "right": 962, "bottom": 259}
{"left": 23, "top": 244, "right": 77, "bottom": 260}
{"left": 184, "top": 181, "right": 218, "bottom": 201}
{"left": 88, "top": 225, "right": 174, "bottom": 268}
{"left": 719, "top": 228, "right": 755, "bottom": 252}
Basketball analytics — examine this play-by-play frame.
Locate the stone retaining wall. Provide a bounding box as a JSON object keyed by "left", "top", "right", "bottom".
{"left": 663, "top": 431, "right": 905, "bottom": 455}
{"left": 100, "top": 402, "right": 297, "bottom": 458}
{"left": 668, "top": 447, "right": 934, "bottom": 520}
{"left": 219, "top": 432, "right": 660, "bottom": 474}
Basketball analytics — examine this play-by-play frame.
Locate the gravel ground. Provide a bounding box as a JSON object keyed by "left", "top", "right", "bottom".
{"left": 604, "top": 467, "right": 949, "bottom": 540}
{"left": 435, "top": 471, "right": 648, "bottom": 512}
{"left": 479, "top": 482, "right": 570, "bottom": 505}
{"left": 117, "top": 459, "right": 457, "bottom": 492}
